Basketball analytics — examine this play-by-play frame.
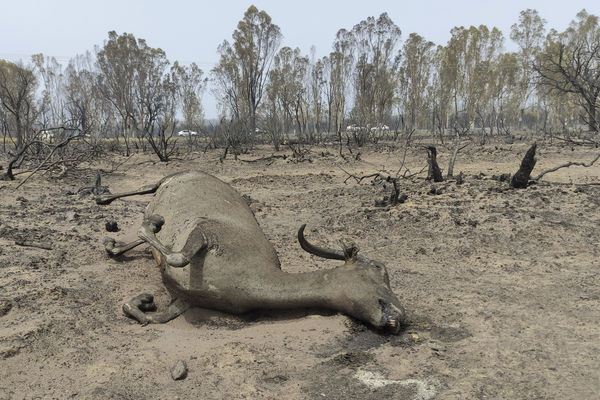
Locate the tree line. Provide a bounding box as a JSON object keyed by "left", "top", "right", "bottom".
{"left": 1, "top": 6, "right": 599, "bottom": 162}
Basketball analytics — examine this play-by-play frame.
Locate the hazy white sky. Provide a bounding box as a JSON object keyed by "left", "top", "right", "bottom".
{"left": 1, "top": 0, "right": 598, "bottom": 118}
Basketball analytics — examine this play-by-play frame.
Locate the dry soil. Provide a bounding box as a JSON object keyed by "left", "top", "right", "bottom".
{"left": 0, "top": 139, "right": 599, "bottom": 399}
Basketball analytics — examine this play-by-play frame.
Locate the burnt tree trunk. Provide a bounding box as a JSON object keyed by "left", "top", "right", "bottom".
{"left": 510, "top": 143, "right": 537, "bottom": 188}
{"left": 426, "top": 146, "right": 444, "bottom": 182}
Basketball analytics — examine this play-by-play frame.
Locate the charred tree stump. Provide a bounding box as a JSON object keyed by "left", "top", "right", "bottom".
{"left": 510, "top": 143, "right": 537, "bottom": 188}
{"left": 426, "top": 146, "right": 444, "bottom": 182}
{"left": 78, "top": 173, "right": 110, "bottom": 196}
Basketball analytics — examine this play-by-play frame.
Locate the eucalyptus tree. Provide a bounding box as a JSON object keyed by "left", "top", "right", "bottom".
{"left": 510, "top": 9, "right": 546, "bottom": 128}
{"left": 212, "top": 6, "right": 282, "bottom": 142}
{"left": 261, "top": 82, "right": 283, "bottom": 150}
{"left": 327, "top": 29, "right": 355, "bottom": 135}
{"left": 427, "top": 45, "right": 454, "bottom": 137}
{"left": 266, "top": 46, "right": 309, "bottom": 139}
{"left": 0, "top": 60, "right": 37, "bottom": 150}
{"left": 444, "top": 25, "right": 503, "bottom": 132}
{"left": 308, "top": 56, "right": 326, "bottom": 140}
{"left": 96, "top": 31, "right": 175, "bottom": 157}
{"left": 351, "top": 13, "right": 401, "bottom": 137}
{"left": 96, "top": 31, "right": 141, "bottom": 154}
{"left": 398, "top": 33, "right": 435, "bottom": 132}
{"left": 534, "top": 9, "right": 600, "bottom": 132}
{"left": 171, "top": 61, "right": 206, "bottom": 134}
{"left": 471, "top": 26, "right": 504, "bottom": 134}
{"left": 489, "top": 52, "right": 522, "bottom": 132}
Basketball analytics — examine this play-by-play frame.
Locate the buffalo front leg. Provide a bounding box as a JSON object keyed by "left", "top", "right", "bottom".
{"left": 123, "top": 294, "right": 189, "bottom": 325}
{"left": 103, "top": 210, "right": 165, "bottom": 256}
{"left": 103, "top": 237, "right": 146, "bottom": 257}
{"left": 137, "top": 214, "right": 207, "bottom": 268}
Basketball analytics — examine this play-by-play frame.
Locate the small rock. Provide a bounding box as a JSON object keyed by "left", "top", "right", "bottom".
{"left": 428, "top": 186, "right": 443, "bottom": 195}
{"left": 65, "top": 211, "right": 78, "bottom": 222}
{"left": 455, "top": 173, "right": 464, "bottom": 185}
{"left": 0, "top": 299, "right": 12, "bottom": 317}
{"left": 105, "top": 221, "right": 119, "bottom": 232}
{"left": 170, "top": 360, "right": 188, "bottom": 380}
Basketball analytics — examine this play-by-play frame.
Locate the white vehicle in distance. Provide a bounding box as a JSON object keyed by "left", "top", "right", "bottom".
{"left": 177, "top": 130, "right": 198, "bottom": 137}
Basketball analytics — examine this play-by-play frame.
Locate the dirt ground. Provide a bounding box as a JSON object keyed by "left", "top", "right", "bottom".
{"left": 0, "top": 139, "right": 599, "bottom": 399}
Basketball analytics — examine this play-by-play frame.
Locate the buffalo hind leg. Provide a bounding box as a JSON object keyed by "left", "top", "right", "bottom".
{"left": 123, "top": 294, "right": 189, "bottom": 325}
{"left": 95, "top": 182, "right": 161, "bottom": 205}
{"left": 95, "top": 173, "right": 182, "bottom": 205}
{"left": 137, "top": 214, "right": 207, "bottom": 268}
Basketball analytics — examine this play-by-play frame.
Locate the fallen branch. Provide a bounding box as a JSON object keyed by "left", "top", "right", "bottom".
{"left": 15, "top": 133, "right": 82, "bottom": 189}
{"left": 534, "top": 152, "right": 600, "bottom": 181}
{"left": 340, "top": 168, "right": 382, "bottom": 184}
{"left": 547, "top": 135, "right": 599, "bottom": 146}
{"left": 238, "top": 154, "right": 287, "bottom": 163}
{"left": 15, "top": 240, "right": 53, "bottom": 250}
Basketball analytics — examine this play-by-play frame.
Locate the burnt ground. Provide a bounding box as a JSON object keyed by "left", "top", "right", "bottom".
{"left": 0, "top": 140, "right": 599, "bottom": 399}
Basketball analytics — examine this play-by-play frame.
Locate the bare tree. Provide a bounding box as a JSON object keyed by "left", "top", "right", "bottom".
{"left": 0, "top": 60, "right": 37, "bottom": 150}
{"left": 144, "top": 73, "right": 179, "bottom": 162}
{"left": 534, "top": 10, "right": 600, "bottom": 133}
{"left": 65, "top": 52, "right": 114, "bottom": 139}
{"left": 32, "top": 54, "right": 69, "bottom": 128}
